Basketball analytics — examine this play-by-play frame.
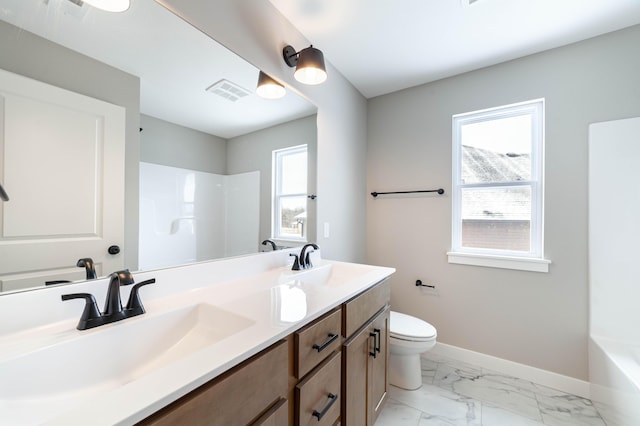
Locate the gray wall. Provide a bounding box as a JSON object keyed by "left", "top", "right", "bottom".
{"left": 157, "top": 0, "right": 368, "bottom": 263}
{"left": 0, "top": 20, "right": 141, "bottom": 270}
{"left": 366, "top": 24, "right": 640, "bottom": 380}
{"left": 227, "top": 115, "right": 318, "bottom": 245}
{"left": 140, "top": 114, "right": 227, "bottom": 174}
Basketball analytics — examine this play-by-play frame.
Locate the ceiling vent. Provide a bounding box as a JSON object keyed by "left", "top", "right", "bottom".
{"left": 205, "top": 79, "right": 251, "bottom": 102}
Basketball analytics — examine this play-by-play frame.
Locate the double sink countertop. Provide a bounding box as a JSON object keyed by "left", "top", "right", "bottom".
{"left": 0, "top": 249, "right": 394, "bottom": 425}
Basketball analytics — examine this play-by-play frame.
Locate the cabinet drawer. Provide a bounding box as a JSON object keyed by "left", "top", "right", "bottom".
{"left": 296, "top": 351, "right": 342, "bottom": 426}
{"left": 343, "top": 279, "right": 390, "bottom": 338}
{"left": 139, "top": 340, "right": 288, "bottom": 425}
{"left": 295, "top": 308, "right": 342, "bottom": 378}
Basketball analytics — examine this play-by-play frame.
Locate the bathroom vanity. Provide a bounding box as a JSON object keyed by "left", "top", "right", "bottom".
{"left": 140, "top": 279, "right": 390, "bottom": 425}
{"left": 0, "top": 249, "right": 394, "bottom": 425}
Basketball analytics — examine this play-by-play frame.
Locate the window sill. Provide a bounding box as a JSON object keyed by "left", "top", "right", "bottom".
{"left": 271, "top": 238, "right": 306, "bottom": 248}
{"left": 447, "top": 251, "right": 550, "bottom": 273}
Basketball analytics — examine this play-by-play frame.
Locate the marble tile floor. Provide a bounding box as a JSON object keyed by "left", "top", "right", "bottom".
{"left": 375, "top": 352, "right": 608, "bottom": 426}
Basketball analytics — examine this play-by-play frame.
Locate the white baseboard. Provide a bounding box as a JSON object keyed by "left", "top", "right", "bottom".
{"left": 430, "top": 342, "right": 591, "bottom": 399}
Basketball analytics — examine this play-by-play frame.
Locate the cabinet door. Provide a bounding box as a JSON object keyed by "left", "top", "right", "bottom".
{"left": 342, "top": 307, "right": 389, "bottom": 426}
{"left": 342, "top": 322, "right": 371, "bottom": 426}
{"left": 368, "top": 307, "right": 389, "bottom": 424}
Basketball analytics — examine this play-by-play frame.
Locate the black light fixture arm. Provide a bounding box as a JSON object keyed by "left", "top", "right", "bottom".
{"left": 283, "top": 45, "right": 303, "bottom": 67}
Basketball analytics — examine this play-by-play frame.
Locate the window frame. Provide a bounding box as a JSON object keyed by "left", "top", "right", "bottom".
{"left": 448, "top": 99, "right": 550, "bottom": 272}
{"left": 272, "top": 144, "right": 308, "bottom": 242}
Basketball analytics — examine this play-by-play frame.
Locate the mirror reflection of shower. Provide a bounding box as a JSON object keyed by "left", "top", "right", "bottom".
{"left": 0, "top": 182, "right": 8, "bottom": 201}
{"left": 138, "top": 162, "right": 260, "bottom": 270}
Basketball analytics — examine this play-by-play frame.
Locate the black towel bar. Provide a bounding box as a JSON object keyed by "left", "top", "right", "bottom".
{"left": 371, "top": 188, "right": 444, "bottom": 197}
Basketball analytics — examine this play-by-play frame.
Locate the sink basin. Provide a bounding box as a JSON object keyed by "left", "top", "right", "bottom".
{"left": 0, "top": 303, "right": 254, "bottom": 402}
{"left": 279, "top": 261, "right": 376, "bottom": 287}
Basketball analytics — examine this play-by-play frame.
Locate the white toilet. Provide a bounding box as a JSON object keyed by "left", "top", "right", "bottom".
{"left": 389, "top": 311, "right": 437, "bottom": 390}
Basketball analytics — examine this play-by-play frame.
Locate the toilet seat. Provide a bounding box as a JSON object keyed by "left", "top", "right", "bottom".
{"left": 390, "top": 311, "right": 437, "bottom": 342}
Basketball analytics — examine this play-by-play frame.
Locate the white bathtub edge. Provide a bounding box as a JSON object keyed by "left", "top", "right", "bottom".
{"left": 588, "top": 335, "right": 640, "bottom": 425}
{"left": 430, "top": 342, "right": 591, "bottom": 398}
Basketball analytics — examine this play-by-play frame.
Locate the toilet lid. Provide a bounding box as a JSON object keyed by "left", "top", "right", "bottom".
{"left": 390, "top": 311, "right": 437, "bottom": 340}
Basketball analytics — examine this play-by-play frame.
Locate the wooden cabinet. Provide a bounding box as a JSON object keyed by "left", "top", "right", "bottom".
{"left": 341, "top": 280, "right": 390, "bottom": 426}
{"left": 138, "top": 340, "right": 289, "bottom": 426}
{"left": 138, "top": 279, "right": 390, "bottom": 426}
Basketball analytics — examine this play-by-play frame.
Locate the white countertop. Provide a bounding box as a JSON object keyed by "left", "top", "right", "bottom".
{"left": 0, "top": 251, "right": 394, "bottom": 425}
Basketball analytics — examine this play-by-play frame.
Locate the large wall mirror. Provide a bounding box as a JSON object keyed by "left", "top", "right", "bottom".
{"left": 0, "top": 0, "right": 318, "bottom": 294}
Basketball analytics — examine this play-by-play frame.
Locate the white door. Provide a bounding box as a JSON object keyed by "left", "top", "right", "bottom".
{"left": 0, "top": 69, "right": 125, "bottom": 292}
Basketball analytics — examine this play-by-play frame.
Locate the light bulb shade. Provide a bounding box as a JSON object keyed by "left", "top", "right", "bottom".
{"left": 256, "top": 71, "right": 286, "bottom": 99}
{"left": 293, "top": 46, "right": 327, "bottom": 85}
{"left": 82, "top": 0, "right": 130, "bottom": 12}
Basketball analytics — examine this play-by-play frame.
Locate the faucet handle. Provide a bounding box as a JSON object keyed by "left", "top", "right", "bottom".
{"left": 125, "top": 278, "right": 156, "bottom": 316}
{"left": 290, "top": 253, "right": 302, "bottom": 271}
{"left": 304, "top": 249, "right": 316, "bottom": 269}
{"left": 61, "top": 293, "right": 102, "bottom": 330}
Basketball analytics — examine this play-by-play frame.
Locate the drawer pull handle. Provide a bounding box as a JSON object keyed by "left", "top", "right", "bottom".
{"left": 312, "top": 333, "right": 338, "bottom": 352}
{"left": 374, "top": 328, "right": 382, "bottom": 353}
{"left": 312, "top": 392, "right": 338, "bottom": 421}
{"left": 369, "top": 332, "right": 378, "bottom": 358}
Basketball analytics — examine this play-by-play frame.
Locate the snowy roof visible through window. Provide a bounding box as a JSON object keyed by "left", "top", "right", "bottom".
{"left": 462, "top": 145, "right": 530, "bottom": 184}
{"left": 461, "top": 145, "right": 532, "bottom": 221}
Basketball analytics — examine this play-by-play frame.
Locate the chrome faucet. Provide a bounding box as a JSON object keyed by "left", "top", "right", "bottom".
{"left": 298, "top": 243, "right": 319, "bottom": 269}
{"left": 61, "top": 270, "right": 155, "bottom": 330}
{"left": 261, "top": 239, "right": 277, "bottom": 251}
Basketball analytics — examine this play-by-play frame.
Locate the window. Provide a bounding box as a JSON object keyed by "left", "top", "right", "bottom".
{"left": 273, "top": 145, "right": 308, "bottom": 241}
{"left": 449, "top": 99, "right": 549, "bottom": 272}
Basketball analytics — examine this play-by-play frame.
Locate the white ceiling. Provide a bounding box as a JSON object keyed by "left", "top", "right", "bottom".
{"left": 0, "top": 0, "right": 316, "bottom": 138}
{"left": 2, "top": 0, "right": 639, "bottom": 132}
{"left": 269, "top": 0, "right": 640, "bottom": 98}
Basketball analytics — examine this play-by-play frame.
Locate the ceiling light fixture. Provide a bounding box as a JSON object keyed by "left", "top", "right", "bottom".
{"left": 282, "top": 45, "right": 327, "bottom": 85}
{"left": 256, "top": 71, "right": 286, "bottom": 99}
{"left": 81, "top": 0, "right": 130, "bottom": 13}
